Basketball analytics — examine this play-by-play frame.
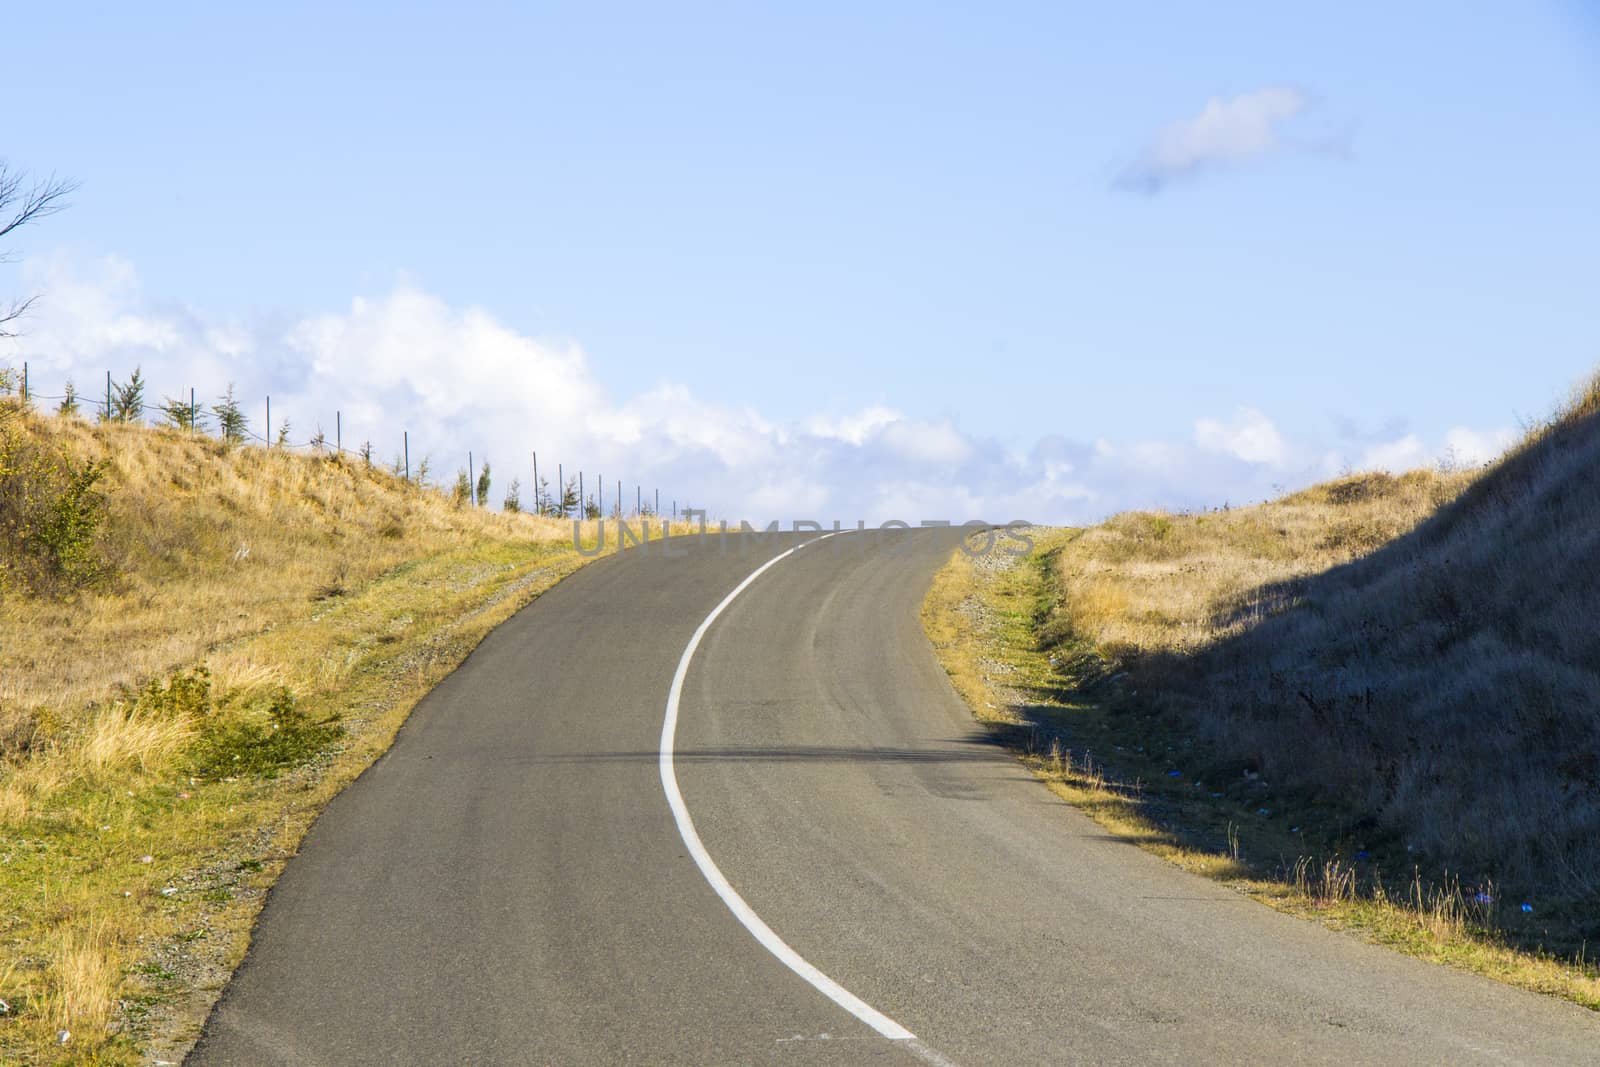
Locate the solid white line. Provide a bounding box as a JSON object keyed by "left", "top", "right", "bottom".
{"left": 658, "top": 533, "right": 920, "bottom": 1044}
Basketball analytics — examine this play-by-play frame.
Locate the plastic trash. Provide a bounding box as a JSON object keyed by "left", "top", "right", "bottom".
{"left": 1521, "top": 903, "right": 1534, "bottom": 913}
{"left": 1167, "top": 770, "right": 1182, "bottom": 777}
{"left": 1474, "top": 892, "right": 1493, "bottom": 905}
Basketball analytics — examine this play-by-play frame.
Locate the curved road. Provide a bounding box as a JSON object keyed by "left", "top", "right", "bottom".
{"left": 190, "top": 530, "right": 1600, "bottom": 1065}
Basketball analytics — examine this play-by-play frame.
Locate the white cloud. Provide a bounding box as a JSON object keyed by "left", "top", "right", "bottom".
{"left": 1, "top": 254, "right": 1514, "bottom": 526}
{"left": 802, "top": 406, "right": 901, "bottom": 445}
{"left": 1360, "top": 434, "right": 1429, "bottom": 472}
{"left": 879, "top": 418, "right": 973, "bottom": 465}
{"left": 1443, "top": 426, "right": 1516, "bottom": 467}
{"left": 1195, "top": 407, "right": 1289, "bottom": 466}
{"left": 1354, "top": 426, "right": 1514, "bottom": 474}
{"left": 1117, "top": 86, "right": 1310, "bottom": 193}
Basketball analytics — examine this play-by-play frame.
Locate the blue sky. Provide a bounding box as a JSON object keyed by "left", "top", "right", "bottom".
{"left": 3, "top": 2, "right": 1598, "bottom": 521}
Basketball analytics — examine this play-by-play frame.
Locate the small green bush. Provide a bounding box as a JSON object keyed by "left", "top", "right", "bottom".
{"left": 131, "top": 666, "right": 214, "bottom": 720}
{"left": 0, "top": 406, "right": 112, "bottom": 596}
{"left": 191, "top": 688, "right": 341, "bottom": 778}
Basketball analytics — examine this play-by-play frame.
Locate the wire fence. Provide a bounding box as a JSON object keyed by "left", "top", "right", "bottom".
{"left": 0, "top": 361, "right": 688, "bottom": 521}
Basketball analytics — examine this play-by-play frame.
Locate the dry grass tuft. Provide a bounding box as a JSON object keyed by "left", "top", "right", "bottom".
{"left": 49, "top": 922, "right": 119, "bottom": 1035}
{"left": 73, "top": 705, "right": 195, "bottom": 780}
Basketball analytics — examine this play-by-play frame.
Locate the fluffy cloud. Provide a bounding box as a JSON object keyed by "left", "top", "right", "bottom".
{"left": 1443, "top": 426, "right": 1517, "bottom": 467}
{"left": 1359, "top": 433, "right": 1429, "bottom": 473}
{"left": 1195, "top": 407, "right": 1289, "bottom": 466}
{"left": 1117, "top": 86, "right": 1312, "bottom": 193}
{"left": 1, "top": 254, "right": 1513, "bottom": 525}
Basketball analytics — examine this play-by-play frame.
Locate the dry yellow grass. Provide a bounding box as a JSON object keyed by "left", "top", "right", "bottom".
{"left": 48, "top": 923, "right": 119, "bottom": 1037}
{"left": 924, "top": 370, "right": 1600, "bottom": 1011}
{"left": 0, "top": 409, "right": 566, "bottom": 713}
{"left": 0, "top": 404, "right": 613, "bottom": 1063}
{"left": 1033, "top": 375, "right": 1600, "bottom": 936}
{"left": 1042, "top": 467, "right": 1468, "bottom": 662}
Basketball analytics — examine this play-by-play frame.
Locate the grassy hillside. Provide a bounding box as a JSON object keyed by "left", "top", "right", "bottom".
{"left": 0, "top": 400, "right": 592, "bottom": 1062}
{"left": 925, "top": 374, "right": 1600, "bottom": 1008}
{"left": 1044, "top": 379, "right": 1600, "bottom": 936}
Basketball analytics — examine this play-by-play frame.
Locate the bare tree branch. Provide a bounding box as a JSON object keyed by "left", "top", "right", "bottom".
{"left": 0, "top": 294, "right": 40, "bottom": 338}
{"left": 0, "top": 161, "right": 79, "bottom": 337}
{"left": 0, "top": 164, "right": 79, "bottom": 241}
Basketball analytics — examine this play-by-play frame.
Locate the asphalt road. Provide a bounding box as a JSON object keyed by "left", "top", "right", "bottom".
{"left": 189, "top": 529, "right": 1600, "bottom": 1065}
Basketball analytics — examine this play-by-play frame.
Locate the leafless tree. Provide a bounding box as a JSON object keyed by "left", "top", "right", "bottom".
{"left": 1, "top": 163, "right": 79, "bottom": 337}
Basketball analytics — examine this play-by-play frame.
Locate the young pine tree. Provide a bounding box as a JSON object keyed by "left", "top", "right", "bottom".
{"left": 503, "top": 477, "right": 522, "bottom": 513}
{"left": 57, "top": 381, "right": 79, "bottom": 417}
{"left": 160, "top": 394, "right": 207, "bottom": 432}
{"left": 111, "top": 367, "right": 147, "bottom": 423}
{"left": 475, "top": 459, "right": 492, "bottom": 508}
{"left": 214, "top": 384, "right": 249, "bottom": 443}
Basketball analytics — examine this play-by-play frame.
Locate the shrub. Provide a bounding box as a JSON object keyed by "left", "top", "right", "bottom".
{"left": 130, "top": 666, "right": 214, "bottom": 720}
{"left": 190, "top": 688, "right": 341, "bottom": 778}
{"left": 0, "top": 407, "right": 111, "bottom": 596}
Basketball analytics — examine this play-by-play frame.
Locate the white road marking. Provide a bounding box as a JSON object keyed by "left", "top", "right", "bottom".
{"left": 658, "top": 532, "right": 948, "bottom": 1059}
